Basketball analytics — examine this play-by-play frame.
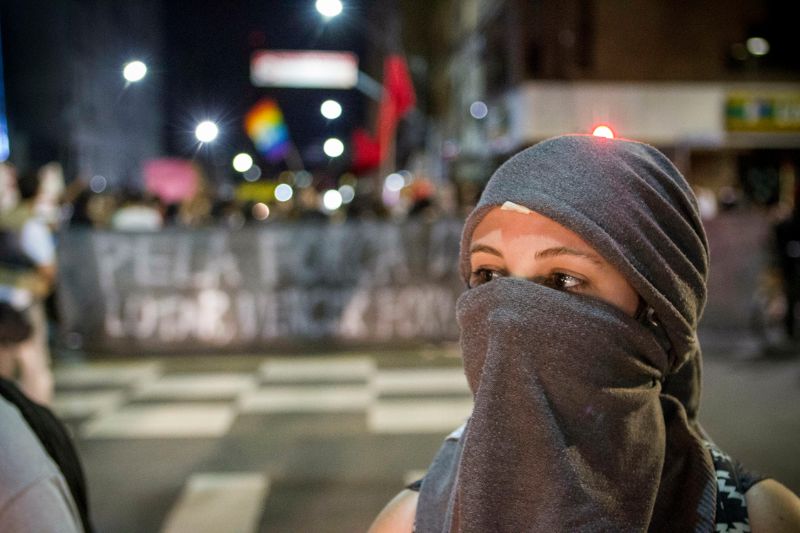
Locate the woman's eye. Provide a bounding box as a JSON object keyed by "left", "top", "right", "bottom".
{"left": 469, "top": 268, "right": 504, "bottom": 288}
{"left": 550, "top": 273, "right": 583, "bottom": 291}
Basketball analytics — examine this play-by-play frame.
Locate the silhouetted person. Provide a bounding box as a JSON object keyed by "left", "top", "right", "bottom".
{"left": 773, "top": 207, "right": 800, "bottom": 340}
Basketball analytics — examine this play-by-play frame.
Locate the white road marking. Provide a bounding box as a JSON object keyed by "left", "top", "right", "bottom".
{"left": 134, "top": 373, "right": 257, "bottom": 400}
{"left": 238, "top": 385, "right": 372, "bottom": 413}
{"left": 82, "top": 404, "right": 235, "bottom": 439}
{"left": 161, "top": 473, "right": 269, "bottom": 533}
{"left": 55, "top": 361, "right": 162, "bottom": 388}
{"left": 368, "top": 399, "right": 472, "bottom": 434}
{"left": 52, "top": 390, "right": 126, "bottom": 419}
{"left": 260, "top": 356, "right": 375, "bottom": 381}
{"left": 372, "top": 368, "right": 469, "bottom": 395}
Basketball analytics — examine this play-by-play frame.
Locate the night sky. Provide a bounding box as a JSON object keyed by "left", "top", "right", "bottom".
{"left": 161, "top": 0, "right": 371, "bottom": 170}
{"left": 0, "top": 0, "right": 375, "bottom": 177}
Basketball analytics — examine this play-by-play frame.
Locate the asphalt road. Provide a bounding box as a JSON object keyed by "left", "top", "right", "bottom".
{"left": 52, "top": 342, "right": 799, "bottom": 533}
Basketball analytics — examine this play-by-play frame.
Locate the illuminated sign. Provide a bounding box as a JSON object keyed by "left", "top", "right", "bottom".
{"left": 251, "top": 50, "right": 358, "bottom": 89}
{"left": 726, "top": 92, "right": 800, "bottom": 132}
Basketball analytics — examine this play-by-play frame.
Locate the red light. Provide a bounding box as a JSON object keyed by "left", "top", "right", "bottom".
{"left": 592, "top": 125, "right": 615, "bottom": 139}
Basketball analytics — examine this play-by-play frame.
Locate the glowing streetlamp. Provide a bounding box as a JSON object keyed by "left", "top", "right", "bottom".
{"left": 323, "top": 138, "right": 345, "bottom": 158}
{"left": 316, "top": 0, "right": 343, "bottom": 18}
{"left": 323, "top": 189, "right": 343, "bottom": 210}
{"left": 123, "top": 60, "right": 148, "bottom": 83}
{"left": 232, "top": 153, "right": 254, "bottom": 172}
{"left": 746, "top": 37, "right": 770, "bottom": 56}
{"left": 195, "top": 121, "right": 219, "bottom": 143}
{"left": 321, "top": 100, "right": 343, "bottom": 120}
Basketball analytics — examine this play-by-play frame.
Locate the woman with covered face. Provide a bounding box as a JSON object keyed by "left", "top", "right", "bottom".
{"left": 369, "top": 135, "right": 800, "bottom": 532}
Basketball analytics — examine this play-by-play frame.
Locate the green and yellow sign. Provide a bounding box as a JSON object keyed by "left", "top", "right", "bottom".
{"left": 726, "top": 92, "right": 800, "bottom": 132}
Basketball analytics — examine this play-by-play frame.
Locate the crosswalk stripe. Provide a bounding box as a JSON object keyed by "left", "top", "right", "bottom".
{"left": 52, "top": 390, "right": 125, "bottom": 419}
{"left": 372, "top": 368, "right": 469, "bottom": 395}
{"left": 161, "top": 473, "right": 269, "bottom": 533}
{"left": 260, "top": 356, "right": 375, "bottom": 381}
{"left": 368, "top": 399, "right": 473, "bottom": 434}
{"left": 134, "top": 373, "right": 257, "bottom": 400}
{"left": 82, "top": 404, "right": 236, "bottom": 439}
{"left": 55, "top": 361, "right": 162, "bottom": 388}
{"left": 238, "top": 385, "right": 372, "bottom": 413}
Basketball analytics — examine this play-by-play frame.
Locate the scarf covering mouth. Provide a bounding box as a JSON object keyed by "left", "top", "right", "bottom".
{"left": 418, "top": 135, "right": 717, "bottom": 532}
{"left": 458, "top": 134, "right": 709, "bottom": 420}
{"left": 439, "top": 279, "right": 716, "bottom": 532}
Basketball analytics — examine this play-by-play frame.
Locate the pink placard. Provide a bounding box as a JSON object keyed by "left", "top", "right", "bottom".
{"left": 143, "top": 158, "right": 199, "bottom": 203}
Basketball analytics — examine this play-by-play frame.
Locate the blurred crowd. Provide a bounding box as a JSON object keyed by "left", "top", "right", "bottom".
{"left": 0, "top": 162, "right": 484, "bottom": 235}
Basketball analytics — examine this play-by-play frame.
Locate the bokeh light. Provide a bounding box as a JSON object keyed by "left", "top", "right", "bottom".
{"left": 275, "top": 183, "right": 294, "bottom": 202}
{"left": 746, "top": 37, "right": 770, "bottom": 56}
{"left": 294, "top": 171, "right": 313, "bottom": 188}
{"left": 323, "top": 189, "right": 343, "bottom": 210}
{"left": 123, "top": 60, "right": 147, "bottom": 82}
{"left": 195, "top": 120, "right": 219, "bottom": 143}
{"left": 89, "top": 175, "right": 107, "bottom": 193}
{"left": 243, "top": 165, "right": 262, "bottom": 182}
{"left": 323, "top": 138, "right": 345, "bottom": 158}
{"left": 338, "top": 184, "right": 355, "bottom": 204}
{"left": 320, "top": 100, "right": 343, "bottom": 119}
{"left": 469, "top": 101, "right": 488, "bottom": 119}
{"left": 252, "top": 202, "right": 270, "bottom": 220}
{"left": 592, "top": 125, "right": 615, "bottom": 139}
{"left": 316, "top": 0, "right": 343, "bottom": 18}
{"left": 232, "top": 153, "right": 253, "bottom": 172}
{"left": 384, "top": 173, "right": 405, "bottom": 192}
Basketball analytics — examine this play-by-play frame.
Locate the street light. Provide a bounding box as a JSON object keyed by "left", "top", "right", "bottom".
{"left": 123, "top": 60, "right": 147, "bottom": 83}
{"left": 746, "top": 37, "right": 770, "bottom": 56}
{"left": 316, "top": 0, "right": 343, "bottom": 18}
{"left": 323, "top": 137, "right": 344, "bottom": 158}
{"left": 323, "top": 189, "right": 343, "bottom": 210}
{"left": 320, "top": 99, "right": 342, "bottom": 120}
{"left": 195, "top": 121, "right": 219, "bottom": 143}
{"left": 232, "top": 153, "right": 254, "bottom": 172}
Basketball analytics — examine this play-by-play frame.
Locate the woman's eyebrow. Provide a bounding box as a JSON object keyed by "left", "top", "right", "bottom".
{"left": 535, "top": 246, "right": 604, "bottom": 266}
{"left": 470, "top": 243, "right": 503, "bottom": 257}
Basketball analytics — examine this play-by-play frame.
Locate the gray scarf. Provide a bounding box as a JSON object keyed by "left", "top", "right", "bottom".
{"left": 420, "top": 135, "right": 717, "bottom": 531}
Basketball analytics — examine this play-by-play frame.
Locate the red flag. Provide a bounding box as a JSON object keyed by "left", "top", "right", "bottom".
{"left": 351, "top": 128, "right": 381, "bottom": 173}
{"left": 384, "top": 55, "right": 416, "bottom": 118}
{"left": 377, "top": 55, "right": 416, "bottom": 162}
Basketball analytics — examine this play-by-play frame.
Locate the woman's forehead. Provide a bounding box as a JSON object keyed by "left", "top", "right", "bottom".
{"left": 473, "top": 206, "right": 586, "bottom": 242}
{"left": 471, "top": 206, "right": 610, "bottom": 263}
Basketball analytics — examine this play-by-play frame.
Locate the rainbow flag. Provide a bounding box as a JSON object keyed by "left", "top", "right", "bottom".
{"left": 245, "top": 98, "right": 291, "bottom": 163}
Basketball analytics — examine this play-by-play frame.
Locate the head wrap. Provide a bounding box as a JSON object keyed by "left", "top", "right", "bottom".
{"left": 418, "top": 135, "right": 717, "bottom": 532}
{"left": 459, "top": 134, "right": 709, "bottom": 419}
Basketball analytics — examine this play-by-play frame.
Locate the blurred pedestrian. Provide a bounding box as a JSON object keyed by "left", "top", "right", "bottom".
{"left": 0, "top": 170, "right": 57, "bottom": 405}
{"left": 35, "top": 162, "right": 66, "bottom": 228}
{"left": 773, "top": 201, "right": 800, "bottom": 341}
{"left": 370, "top": 135, "right": 800, "bottom": 532}
{"left": 0, "top": 162, "right": 20, "bottom": 214}
{"left": 111, "top": 188, "right": 164, "bottom": 231}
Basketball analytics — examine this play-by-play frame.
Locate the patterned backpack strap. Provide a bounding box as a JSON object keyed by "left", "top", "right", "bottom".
{"left": 706, "top": 442, "right": 752, "bottom": 532}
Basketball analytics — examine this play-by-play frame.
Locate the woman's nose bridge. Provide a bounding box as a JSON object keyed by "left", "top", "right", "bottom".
{"left": 507, "top": 271, "right": 543, "bottom": 285}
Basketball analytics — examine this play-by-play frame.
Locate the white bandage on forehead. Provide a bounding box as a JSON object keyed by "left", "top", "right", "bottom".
{"left": 500, "top": 201, "right": 533, "bottom": 215}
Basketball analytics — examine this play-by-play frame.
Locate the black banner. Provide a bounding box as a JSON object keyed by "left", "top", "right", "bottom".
{"left": 57, "top": 220, "right": 465, "bottom": 354}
